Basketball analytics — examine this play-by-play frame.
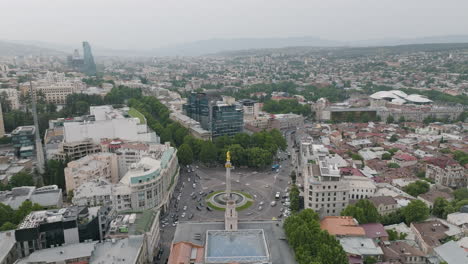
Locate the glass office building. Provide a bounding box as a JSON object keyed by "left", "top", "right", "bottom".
{"left": 183, "top": 92, "right": 243, "bottom": 138}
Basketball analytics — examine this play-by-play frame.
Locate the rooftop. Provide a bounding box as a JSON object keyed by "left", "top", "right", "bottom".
{"left": 107, "top": 210, "right": 158, "bottom": 238}
{"left": 89, "top": 235, "right": 145, "bottom": 264}
{"left": 412, "top": 220, "right": 449, "bottom": 248}
{"left": 16, "top": 241, "right": 96, "bottom": 264}
{"left": 206, "top": 229, "right": 269, "bottom": 263}
{"left": 381, "top": 241, "right": 425, "bottom": 260}
{"left": 172, "top": 221, "right": 296, "bottom": 264}
{"left": 434, "top": 240, "right": 468, "bottom": 264}
{"left": 320, "top": 216, "right": 366, "bottom": 237}
{"left": 339, "top": 237, "right": 383, "bottom": 256}
{"left": 0, "top": 231, "right": 16, "bottom": 262}
{"left": 360, "top": 223, "right": 388, "bottom": 239}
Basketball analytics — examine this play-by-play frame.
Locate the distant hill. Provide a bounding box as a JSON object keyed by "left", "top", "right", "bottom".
{"left": 0, "top": 40, "right": 65, "bottom": 56}
{"left": 2, "top": 35, "right": 468, "bottom": 57}
{"left": 152, "top": 36, "right": 342, "bottom": 56}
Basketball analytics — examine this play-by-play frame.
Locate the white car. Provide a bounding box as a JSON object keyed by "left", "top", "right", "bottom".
{"left": 259, "top": 201, "right": 265, "bottom": 206}
{"left": 270, "top": 201, "right": 277, "bottom": 207}
{"left": 181, "top": 212, "right": 186, "bottom": 218}
{"left": 183, "top": 205, "right": 187, "bottom": 211}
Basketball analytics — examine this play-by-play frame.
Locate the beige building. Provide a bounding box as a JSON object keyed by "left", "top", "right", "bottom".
{"left": 64, "top": 153, "right": 119, "bottom": 192}
{"left": 36, "top": 83, "right": 76, "bottom": 104}
{"left": 425, "top": 157, "right": 467, "bottom": 188}
{"left": 303, "top": 159, "right": 350, "bottom": 217}
{"left": 0, "top": 88, "right": 20, "bottom": 110}
{"left": 368, "top": 196, "right": 398, "bottom": 215}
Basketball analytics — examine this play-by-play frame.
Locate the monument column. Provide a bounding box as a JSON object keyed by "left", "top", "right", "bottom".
{"left": 225, "top": 151, "right": 232, "bottom": 199}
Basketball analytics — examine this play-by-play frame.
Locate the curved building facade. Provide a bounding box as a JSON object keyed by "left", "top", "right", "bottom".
{"left": 115, "top": 145, "right": 179, "bottom": 212}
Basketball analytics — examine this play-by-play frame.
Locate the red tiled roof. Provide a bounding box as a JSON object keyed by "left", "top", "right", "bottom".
{"left": 423, "top": 156, "right": 459, "bottom": 169}
{"left": 393, "top": 153, "right": 417, "bottom": 161}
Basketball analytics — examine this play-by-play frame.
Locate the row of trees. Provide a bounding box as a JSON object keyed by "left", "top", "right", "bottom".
{"left": 0, "top": 172, "right": 35, "bottom": 191}
{"left": 0, "top": 201, "right": 43, "bottom": 231}
{"left": 342, "top": 199, "right": 430, "bottom": 225}
{"left": 284, "top": 209, "right": 348, "bottom": 264}
{"left": 128, "top": 95, "right": 287, "bottom": 168}
{"left": 179, "top": 130, "right": 286, "bottom": 168}
{"left": 262, "top": 99, "right": 312, "bottom": 116}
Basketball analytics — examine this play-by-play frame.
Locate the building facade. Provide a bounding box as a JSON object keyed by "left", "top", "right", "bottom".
{"left": 11, "top": 126, "right": 35, "bottom": 158}
{"left": 183, "top": 92, "right": 243, "bottom": 138}
{"left": 114, "top": 144, "right": 179, "bottom": 212}
{"left": 425, "top": 157, "right": 467, "bottom": 188}
{"left": 64, "top": 153, "right": 119, "bottom": 192}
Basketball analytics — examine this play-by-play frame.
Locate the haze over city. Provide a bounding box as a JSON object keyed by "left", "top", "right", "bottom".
{"left": 0, "top": 1, "right": 468, "bottom": 264}
{"left": 2, "top": 0, "right": 468, "bottom": 50}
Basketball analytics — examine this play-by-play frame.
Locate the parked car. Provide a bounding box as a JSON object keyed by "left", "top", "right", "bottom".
{"left": 270, "top": 201, "right": 277, "bottom": 207}
{"left": 196, "top": 206, "right": 202, "bottom": 211}
{"left": 206, "top": 206, "right": 213, "bottom": 211}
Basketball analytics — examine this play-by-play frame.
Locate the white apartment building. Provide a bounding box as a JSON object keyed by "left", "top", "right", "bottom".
{"left": 0, "top": 88, "right": 20, "bottom": 110}
{"left": 64, "top": 153, "right": 119, "bottom": 192}
{"left": 303, "top": 145, "right": 350, "bottom": 217}
{"left": 63, "top": 106, "right": 158, "bottom": 144}
{"left": 114, "top": 144, "right": 179, "bottom": 212}
{"left": 344, "top": 176, "right": 377, "bottom": 200}
{"left": 47, "top": 105, "right": 160, "bottom": 161}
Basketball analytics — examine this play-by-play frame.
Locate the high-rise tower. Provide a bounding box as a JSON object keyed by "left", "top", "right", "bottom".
{"left": 82, "top": 41, "right": 97, "bottom": 76}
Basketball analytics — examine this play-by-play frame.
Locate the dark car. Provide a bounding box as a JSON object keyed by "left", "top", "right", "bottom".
{"left": 188, "top": 213, "right": 194, "bottom": 219}
{"left": 196, "top": 206, "right": 202, "bottom": 211}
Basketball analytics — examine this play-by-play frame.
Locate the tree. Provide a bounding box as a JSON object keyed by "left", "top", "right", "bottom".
{"left": 398, "top": 116, "right": 406, "bottom": 123}
{"left": 0, "top": 204, "right": 15, "bottom": 227}
{"left": 9, "top": 172, "right": 34, "bottom": 187}
{"left": 341, "top": 200, "right": 380, "bottom": 224}
{"left": 380, "top": 209, "right": 405, "bottom": 225}
{"left": 364, "top": 256, "right": 378, "bottom": 264}
{"left": 382, "top": 153, "right": 392, "bottom": 160}
{"left": 388, "top": 163, "right": 400, "bottom": 169}
{"left": 389, "top": 134, "right": 398, "bottom": 142}
{"left": 199, "top": 141, "right": 218, "bottom": 165}
{"left": 453, "top": 188, "right": 468, "bottom": 201}
{"left": 177, "top": 144, "right": 193, "bottom": 166}
{"left": 284, "top": 209, "right": 348, "bottom": 264}
{"left": 402, "top": 200, "right": 429, "bottom": 224}
{"left": 386, "top": 115, "right": 395, "bottom": 124}
{"left": 433, "top": 197, "right": 450, "bottom": 218}
{"left": 403, "top": 181, "right": 430, "bottom": 197}
{"left": 290, "top": 184, "right": 300, "bottom": 212}
{"left": 0, "top": 222, "right": 16, "bottom": 231}
{"left": 43, "top": 160, "right": 66, "bottom": 190}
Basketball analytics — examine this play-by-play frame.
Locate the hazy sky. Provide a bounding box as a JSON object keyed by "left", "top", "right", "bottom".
{"left": 1, "top": 0, "right": 468, "bottom": 50}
